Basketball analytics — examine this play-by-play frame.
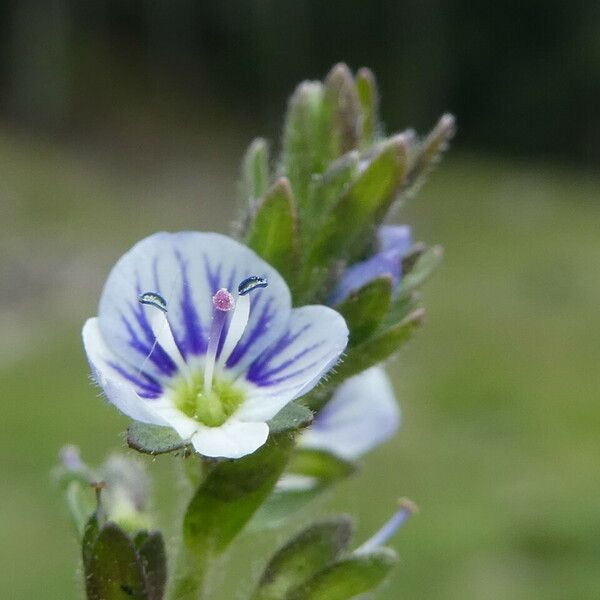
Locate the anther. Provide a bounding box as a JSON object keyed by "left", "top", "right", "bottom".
{"left": 238, "top": 275, "right": 268, "bottom": 296}
{"left": 138, "top": 292, "right": 167, "bottom": 312}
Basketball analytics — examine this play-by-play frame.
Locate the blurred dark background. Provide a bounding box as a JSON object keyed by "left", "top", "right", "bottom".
{"left": 2, "top": 0, "right": 599, "bottom": 162}
{"left": 1, "top": 2, "right": 599, "bottom": 599}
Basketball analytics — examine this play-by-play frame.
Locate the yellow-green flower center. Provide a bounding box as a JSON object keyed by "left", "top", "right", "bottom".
{"left": 172, "top": 372, "right": 245, "bottom": 427}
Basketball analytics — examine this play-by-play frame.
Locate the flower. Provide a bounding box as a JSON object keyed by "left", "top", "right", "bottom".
{"left": 83, "top": 232, "right": 348, "bottom": 459}
{"left": 330, "top": 225, "right": 412, "bottom": 305}
{"left": 300, "top": 366, "right": 400, "bottom": 460}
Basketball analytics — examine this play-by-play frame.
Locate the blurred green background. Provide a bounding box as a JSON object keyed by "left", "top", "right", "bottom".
{"left": 1, "top": 1, "right": 599, "bottom": 599}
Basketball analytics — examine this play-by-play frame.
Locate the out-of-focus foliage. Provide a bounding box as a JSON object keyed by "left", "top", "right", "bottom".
{"left": 3, "top": 1, "right": 598, "bottom": 162}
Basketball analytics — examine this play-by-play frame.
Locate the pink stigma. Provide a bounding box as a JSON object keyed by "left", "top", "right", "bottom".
{"left": 212, "top": 288, "right": 235, "bottom": 312}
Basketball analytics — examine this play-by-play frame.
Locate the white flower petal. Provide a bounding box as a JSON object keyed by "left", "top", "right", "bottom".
{"left": 191, "top": 420, "right": 269, "bottom": 459}
{"left": 236, "top": 306, "right": 349, "bottom": 422}
{"left": 82, "top": 318, "right": 169, "bottom": 426}
{"left": 97, "top": 232, "right": 291, "bottom": 381}
{"left": 300, "top": 366, "right": 400, "bottom": 460}
{"left": 143, "top": 396, "right": 199, "bottom": 440}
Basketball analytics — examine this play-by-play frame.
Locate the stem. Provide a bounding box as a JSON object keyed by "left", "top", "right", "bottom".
{"left": 167, "top": 457, "right": 215, "bottom": 600}
{"left": 168, "top": 545, "right": 211, "bottom": 600}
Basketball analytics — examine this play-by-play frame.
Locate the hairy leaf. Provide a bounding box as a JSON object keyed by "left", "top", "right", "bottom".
{"left": 241, "top": 137, "right": 270, "bottom": 206}
{"left": 303, "top": 138, "right": 407, "bottom": 294}
{"left": 287, "top": 548, "right": 398, "bottom": 600}
{"left": 86, "top": 523, "right": 146, "bottom": 600}
{"left": 127, "top": 422, "right": 188, "bottom": 455}
{"left": 355, "top": 67, "right": 379, "bottom": 148}
{"left": 253, "top": 516, "right": 354, "bottom": 600}
{"left": 334, "top": 276, "right": 393, "bottom": 346}
{"left": 330, "top": 308, "right": 425, "bottom": 384}
{"left": 137, "top": 531, "right": 167, "bottom": 600}
{"left": 246, "top": 177, "right": 299, "bottom": 282}
{"left": 183, "top": 434, "right": 294, "bottom": 558}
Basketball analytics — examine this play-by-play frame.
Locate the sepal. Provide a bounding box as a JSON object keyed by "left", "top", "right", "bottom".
{"left": 127, "top": 422, "right": 189, "bottom": 455}
{"left": 268, "top": 402, "right": 314, "bottom": 435}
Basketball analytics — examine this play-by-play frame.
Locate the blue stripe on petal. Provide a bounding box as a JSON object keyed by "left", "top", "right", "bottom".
{"left": 97, "top": 232, "right": 293, "bottom": 381}
{"left": 107, "top": 362, "right": 163, "bottom": 399}
{"left": 175, "top": 250, "right": 207, "bottom": 356}
{"left": 246, "top": 323, "right": 310, "bottom": 384}
{"left": 120, "top": 305, "right": 177, "bottom": 376}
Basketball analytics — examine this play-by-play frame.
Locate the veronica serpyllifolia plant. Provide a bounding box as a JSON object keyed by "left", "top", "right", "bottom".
{"left": 57, "top": 63, "right": 454, "bottom": 600}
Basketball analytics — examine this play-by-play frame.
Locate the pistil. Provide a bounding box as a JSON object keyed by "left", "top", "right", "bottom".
{"left": 203, "top": 288, "right": 235, "bottom": 394}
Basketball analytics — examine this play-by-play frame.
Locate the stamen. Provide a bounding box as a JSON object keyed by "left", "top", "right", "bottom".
{"left": 138, "top": 292, "right": 191, "bottom": 382}
{"left": 203, "top": 288, "right": 235, "bottom": 394}
{"left": 218, "top": 275, "right": 269, "bottom": 368}
{"left": 354, "top": 499, "right": 417, "bottom": 555}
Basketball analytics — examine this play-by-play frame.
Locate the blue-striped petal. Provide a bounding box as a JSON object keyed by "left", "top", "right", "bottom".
{"left": 236, "top": 306, "right": 349, "bottom": 422}
{"left": 97, "top": 231, "right": 291, "bottom": 382}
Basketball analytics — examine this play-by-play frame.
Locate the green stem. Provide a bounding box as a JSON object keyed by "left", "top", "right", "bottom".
{"left": 168, "top": 545, "right": 211, "bottom": 600}
{"left": 167, "top": 457, "right": 214, "bottom": 600}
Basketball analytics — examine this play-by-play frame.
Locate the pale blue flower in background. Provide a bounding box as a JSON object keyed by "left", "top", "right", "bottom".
{"left": 330, "top": 225, "right": 412, "bottom": 305}
{"left": 83, "top": 232, "right": 348, "bottom": 459}
{"left": 300, "top": 366, "right": 401, "bottom": 460}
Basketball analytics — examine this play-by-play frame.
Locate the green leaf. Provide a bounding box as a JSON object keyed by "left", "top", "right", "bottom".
{"left": 287, "top": 449, "right": 355, "bottom": 482}
{"left": 355, "top": 67, "right": 379, "bottom": 148}
{"left": 183, "top": 434, "right": 294, "bottom": 558}
{"left": 398, "top": 245, "right": 444, "bottom": 298}
{"left": 126, "top": 422, "right": 188, "bottom": 455}
{"left": 246, "top": 177, "right": 299, "bottom": 282}
{"left": 334, "top": 276, "right": 393, "bottom": 346}
{"left": 282, "top": 80, "right": 326, "bottom": 204}
{"left": 252, "top": 516, "right": 354, "bottom": 600}
{"left": 301, "top": 151, "right": 359, "bottom": 247}
{"left": 241, "top": 137, "right": 270, "bottom": 206}
{"left": 303, "top": 138, "right": 407, "bottom": 293}
{"left": 329, "top": 308, "right": 425, "bottom": 385}
{"left": 86, "top": 523, "right": 147, "bottom": 600}
{"left": 268, "top": 402, "right": 314, "bottom": 435}
{"left": 323, "top": 63, "right": 361, "bottom": 156}
{"left": 403, "top": 113, "right": 455, "bottom": 194}
{"left": 287, "top": 548, "right": 398, "bottom": 600}
{"left": 137, "top": 531, "right": 167, "bottom": 600}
